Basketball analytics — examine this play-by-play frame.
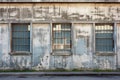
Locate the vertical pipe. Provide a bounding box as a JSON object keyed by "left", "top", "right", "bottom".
{"left": 8, "top": 22, "right": 11, "bottom": 68}
{"left": 92, "top": 22, "right": 95, "bottom": 69}
{"left": 50, "top": 22, "right": 52, "bottom": 54}
{"left": 30, "top": 22, "right": 33, "bottom": 69}
{"left": 71, "top": 22, "right": 74, "bottom": 55}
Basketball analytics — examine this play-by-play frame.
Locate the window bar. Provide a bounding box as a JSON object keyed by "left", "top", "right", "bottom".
{"left": 64, "top": 24, "right": 65, "bottom": 52}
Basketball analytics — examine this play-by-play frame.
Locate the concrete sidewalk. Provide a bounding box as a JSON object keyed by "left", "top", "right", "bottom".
{"left": 0, "top": 72, "right": 120, "bottom": 76}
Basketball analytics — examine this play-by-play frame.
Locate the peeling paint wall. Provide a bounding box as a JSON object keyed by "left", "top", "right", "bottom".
{"left": 0, "top": 3, "right": 119, "bottom": 70}
{"left": 49, "top": 55, "right": 73, "bottom": 70}
{"left": 93, "top": 55, "right": 116, "bottom": 70}
{"left": 0, "top": 24, "right": 10, "bottom": 69}
{"left": 117, "top": 23, "right": 120, "bottom": 68}
{"left": 33, "top": 24, "right": 50, "bottom": 70}
{"left": 10, "top": 55, "right": 31, "bottom": 69}
{"left": 72, "top": 24, "right": 93, "bottom": 69}
{"left": 1, "top": 3, "right": 120, "bottom": 22}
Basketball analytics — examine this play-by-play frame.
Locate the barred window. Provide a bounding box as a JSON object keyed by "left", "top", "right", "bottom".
{"left": 12, "top": 23, "right": 30, "bottom": 52}
{"left": 95, "top": 23, "right": 114, "bottom": 52}
{"left": 52, "top": 23, "right": 71, "bottom": 52}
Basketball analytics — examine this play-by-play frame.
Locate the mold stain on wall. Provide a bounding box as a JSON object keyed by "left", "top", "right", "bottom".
{"left": 0, "top": 3, "right": 119, "bottom": 70}
{"left": 1, "top": 3, "right": 120, "bottom": 21}
{"left": 0, "top": 24, "right": 10, "bottom": 69}
{"left": 32, "top": 24, "right": 50, "bottom": 70}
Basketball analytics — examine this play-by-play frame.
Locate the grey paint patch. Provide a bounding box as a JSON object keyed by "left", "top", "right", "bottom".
{"left": 93, "top": 55, "right": 116, "bottom": 70}
{"left": 10, "top": 55, "right": 31, "bottom": 69}
{"left": 21, "top": 7, "right": 32, "bottom": 19}
{"left": 0, "top": 7, "right": 7, "bottom": 19}
{"left": 49, "top": 55, "right": 73, "bottom": 70}
{"left": 8, "top": 7, "right": 20, "bottom": 19}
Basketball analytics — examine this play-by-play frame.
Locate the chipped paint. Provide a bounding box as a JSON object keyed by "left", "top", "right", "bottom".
{"left": 71, "top": 24, "right": 93, "bottom": 69}
{"left": 0, "top": 3, "right": 119, "bottom": 70}
{"left": 1, "top": 3, "right": 120, "bottom": 21}
{"left": 32, "top": 24, "right": 51, "bottom": 70}
{"left": 10, "top": 55, "right": 31, "bottom": 69}
{"left": 0, "top": 24, "right": 10, "bottom": 69}
{"left": 116, "top": 23, "right": 120, "bottom": 68}
{"left": 93, "top": 55, "right": 116, "bottom": 70}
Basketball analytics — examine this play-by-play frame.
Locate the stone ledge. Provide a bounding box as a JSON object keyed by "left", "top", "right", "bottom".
{"left": 9, "top": 51, "right": 32, "bottom": 56}
{"left": 95, "top": 52, "right": 115, "bottom": 56}
{"left": 52, "top": 51, "right": 72, "bottom": 56}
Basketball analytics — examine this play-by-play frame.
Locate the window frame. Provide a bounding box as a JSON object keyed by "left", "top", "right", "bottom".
{"left": 52, "top": 23, "right": 72, "bottom": 55}
{"left": 10, "top": 23, "right": 31, "bottom": 55}
{"left": 95, "top": 23, "right": 114, "bottom": 53}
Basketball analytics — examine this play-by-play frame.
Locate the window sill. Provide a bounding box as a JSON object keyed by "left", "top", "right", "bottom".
{"left": 52, "top": 51, "right": 72, "bottom": 56}
{"left": 95, "top": 52, "right": 115, "bottom": 56}
{"left": 10, "top": 51, "right": 32, "bottom": 56}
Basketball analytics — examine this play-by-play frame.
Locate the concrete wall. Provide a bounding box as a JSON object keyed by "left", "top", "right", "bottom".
{"left": 72, "top": 23, "right": 93, "bottom": 69}
{"left": 32, "top": 23, "right": 50, "bottom": 70}
{"left": 0, "top": 3, "right": 120, "bottom": 70}
{"left": 0, "top": 23, "right": 10, "bottom": 69}
{"left": 0, "top": 3, "right": 120, "bottom": 22}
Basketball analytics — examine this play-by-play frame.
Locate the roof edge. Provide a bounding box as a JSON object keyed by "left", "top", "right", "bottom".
{"left": 0, "top": 0, "right": 120, "bottom": 3}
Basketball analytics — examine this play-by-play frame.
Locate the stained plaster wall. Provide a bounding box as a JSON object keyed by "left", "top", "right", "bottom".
{"left": 0, "top": 23, "right": 10, "bottom": 69}
{"left": 1, "top": 3, "right": 120, "bottom": 21}
{"left": 32, "top": 24, "right": 50, "bottom": 70}
{"left": 0, "top": 3, "right": 119, "bottom": 70}
{"left": 72, "top": 23, "right": 93, "bottom": 69}
{"left": 116, "top": 23, "right": 120, "bottom": 69}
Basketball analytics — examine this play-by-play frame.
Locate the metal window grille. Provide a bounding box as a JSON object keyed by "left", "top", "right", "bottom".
{"left": 12, "top": 24, "right": 30, "bottom": 52}
{"left": 52, "top": 23, "right": 71, "bottom": 51}
{"left": 95, "top": 23, "right": 114, "bottom": 52}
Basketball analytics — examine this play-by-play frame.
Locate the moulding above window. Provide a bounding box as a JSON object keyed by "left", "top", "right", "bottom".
{"left": 0, "top": 0, "right": 120, "bottom": 3}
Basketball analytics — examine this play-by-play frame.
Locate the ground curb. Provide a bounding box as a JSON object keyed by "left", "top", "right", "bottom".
{"left": 0, "top": 72, "right": 120, "bottom": 76}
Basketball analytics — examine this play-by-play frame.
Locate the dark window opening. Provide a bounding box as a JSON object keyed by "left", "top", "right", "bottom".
{"left": 11, "top": 23, "right": 30, "bottom": 52}
{"left": 95, "top": 23, "right": 114, "bottom": 52}
{"left": 52, "top": 23, "right": 71, "bottom": 52}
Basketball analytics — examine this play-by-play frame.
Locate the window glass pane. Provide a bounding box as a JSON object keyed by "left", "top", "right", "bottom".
{"left": 12, "top": 24, "right": 30, "bottom": 52}
{"left": 53, "top": 23, "right": 71, "bottom": 51}
{"left": 65, "top": 31, "right": 71, "bottom": 38}
{"left": 95, "top": 24, "right": 114, "bottom": 52}
{"left": 61, "top": 31, "right": 65, "bottom": 38}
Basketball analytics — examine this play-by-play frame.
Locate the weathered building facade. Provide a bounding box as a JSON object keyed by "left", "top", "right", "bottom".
{"left": 0, "top": 0, "right": 120, "bottom": 70}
